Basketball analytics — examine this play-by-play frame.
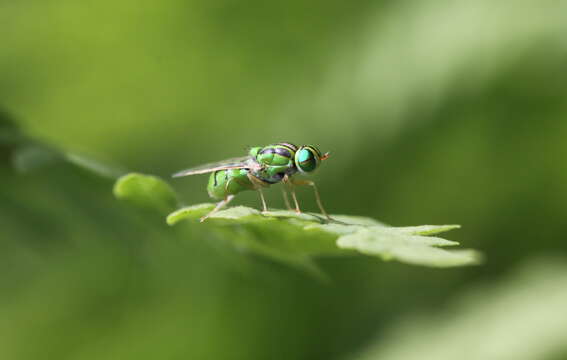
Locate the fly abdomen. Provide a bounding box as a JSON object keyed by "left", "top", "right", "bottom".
{"left": 207, "top": 168, "right": 255, "bottom": 200}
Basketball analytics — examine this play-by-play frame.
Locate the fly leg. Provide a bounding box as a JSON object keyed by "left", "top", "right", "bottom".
{"left": 283, "top": 175, "right": 301, "bottom": 214}
{"left": 290, "top": 187, "right": 301, "bottom": 214}
{"left": 226, "top": 173, "right": 269, "bottom": 213}
{"left": 247, "top": 172, "right": 270, "bottom": 213}
{"left": 288, "top": 178, "right": 333, "bottom": 221}
{"left": 200, "top": 195, "right": 235, "bottom": 222}
{"left": 281, "top": 187, "right": 292, "bottom": 210}
{"left": 257, "top": 187, "right": 268, "bottom": 212}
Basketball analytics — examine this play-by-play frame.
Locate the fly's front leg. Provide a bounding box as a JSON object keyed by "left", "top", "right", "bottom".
{"left": 289, "top": 178, "right": 332, "bottom": 221}
{"left": 201, "top": 195, "right": 235, "bottom": 222}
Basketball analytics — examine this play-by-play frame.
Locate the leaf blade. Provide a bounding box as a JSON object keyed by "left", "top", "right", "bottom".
{"left": 114, "top": 173, "right": 178, "bottom": 214}
{"left": 166, "top": 202, "right": 480, "bottom": 269}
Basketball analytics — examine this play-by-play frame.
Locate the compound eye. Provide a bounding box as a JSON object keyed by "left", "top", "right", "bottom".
{"left": 296, "top": 148, "right": 318, "bottom": 172}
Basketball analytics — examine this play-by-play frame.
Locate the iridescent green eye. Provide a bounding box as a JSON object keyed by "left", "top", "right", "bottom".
{"left": 295, "top": 146, "right": 319, "bottom": 173}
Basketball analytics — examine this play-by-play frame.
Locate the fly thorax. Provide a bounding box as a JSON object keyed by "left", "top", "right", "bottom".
{"left": 256, "top": 146, "right": 293, "bottom": 164}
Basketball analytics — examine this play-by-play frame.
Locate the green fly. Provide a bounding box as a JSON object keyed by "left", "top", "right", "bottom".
{"left": 172, "top": 142, "right": 332, "bottom": 222}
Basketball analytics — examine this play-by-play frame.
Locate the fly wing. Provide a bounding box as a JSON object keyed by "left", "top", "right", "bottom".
{"left": 172, "top": 156, "right": 257, "bottom": 178}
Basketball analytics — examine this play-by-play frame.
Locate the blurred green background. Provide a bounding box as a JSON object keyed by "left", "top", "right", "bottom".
{"left": 2, "top": 0, "right": 567, "bottom": 359}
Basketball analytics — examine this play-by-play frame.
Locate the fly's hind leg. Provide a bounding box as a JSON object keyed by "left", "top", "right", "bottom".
{"left": 200, "top": 195, "right": 235, "bottom": 222}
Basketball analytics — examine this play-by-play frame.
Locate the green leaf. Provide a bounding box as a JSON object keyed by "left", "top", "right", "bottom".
{"left": 114, "top": 173, "right": 178, "bottom": 214}
{"left": 391, "top": 224, "right": 462, "bottom": 236}
{"left": 114, "top": 172, "right": 480, "bottom": 271}
{"left": 337, "top": 229, "right": 479, "bottom": 268}
{"left": 167, "top": 203, "right": 217, "bottom": 225}
{"left": 167, "top": 204, "right": 481, "bottom": 268}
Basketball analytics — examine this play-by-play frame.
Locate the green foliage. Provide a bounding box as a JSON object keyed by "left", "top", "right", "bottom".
{"left": 11, "top": 145, "right": 60, "bottom": 173}
{"left": 115, "top": 173, "right": 481, "bottom": 271}
{"left": 63, "top": 152, "right": 125, "bottom": 179}
{"left": 1, "top": 115, "right": 124, "bottom": 178}
{"left": 3, "top": 0, "right": 567, "bottom": 358}
{"left": 0, "top": 114, "right": 24, "bottom": 145}
{"left": 354, "top": 258, "right": 567, "bottom": 360}
{"left": 114, "top": 173, "right": 179, "bottom": 214}
{"left": 337, "top": 229, "right": 479, "bottom": 268}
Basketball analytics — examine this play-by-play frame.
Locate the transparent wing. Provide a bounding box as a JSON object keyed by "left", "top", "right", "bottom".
{"left": 172, "top": 156, "right": 254, "bottom": 178}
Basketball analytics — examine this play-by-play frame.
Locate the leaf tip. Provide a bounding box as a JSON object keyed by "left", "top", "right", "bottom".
{"left": 113, "top": 172, "right": 178, "bottom": 213}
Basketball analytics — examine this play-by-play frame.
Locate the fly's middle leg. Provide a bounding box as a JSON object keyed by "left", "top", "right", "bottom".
{"left": 246, "top": 172, "right": 270, "bottom": 213}
{"left": 257, "top": 188, "right": 268, "bottom": 212}
{"left": 283, "top": 175, "right": 301, "bottom": 214}
{"left": 281, "top": 187, "right": 292, "bottom": 210}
